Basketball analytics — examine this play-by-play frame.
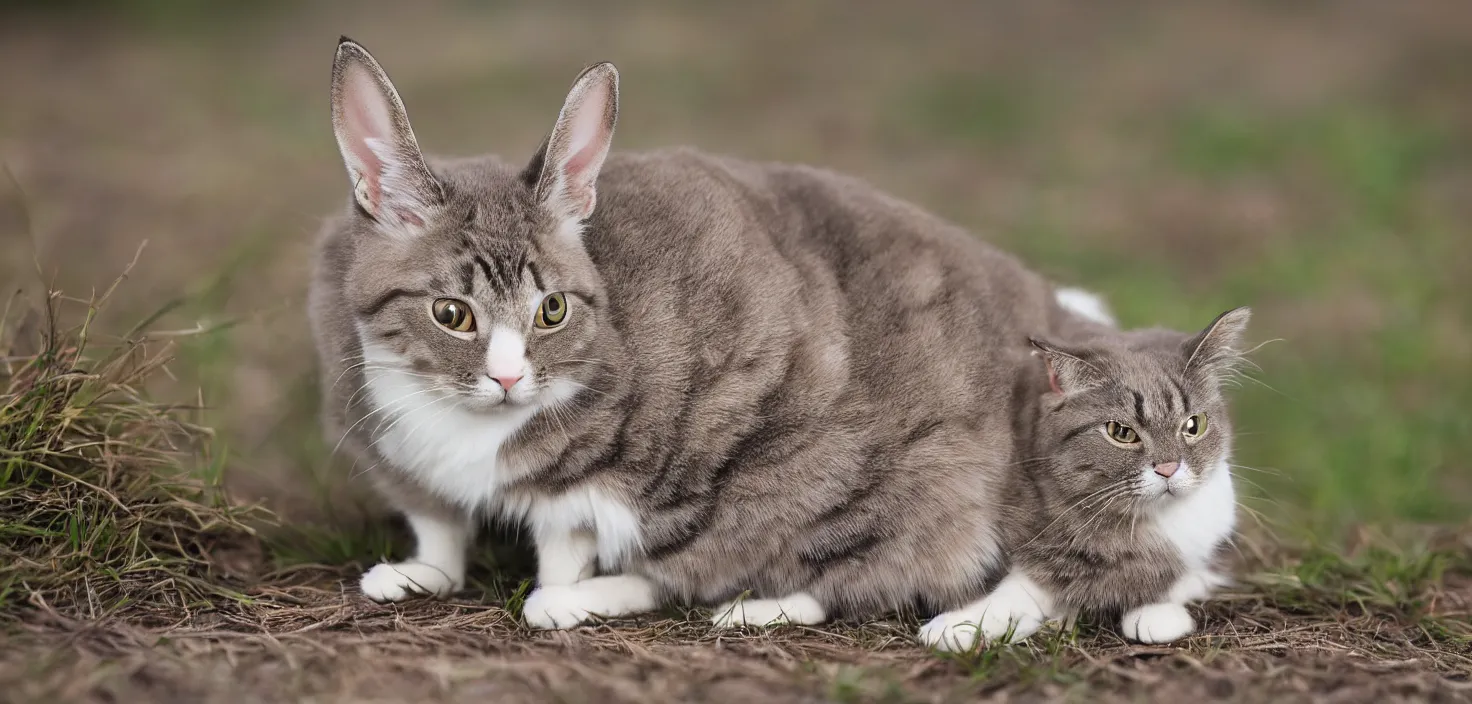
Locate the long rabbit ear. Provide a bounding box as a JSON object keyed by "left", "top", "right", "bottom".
{"left": 532, "top": 62, "right": 619, "bottom": 239}
{"left": 331, "top": 37, "right": 443, "bottom": 237}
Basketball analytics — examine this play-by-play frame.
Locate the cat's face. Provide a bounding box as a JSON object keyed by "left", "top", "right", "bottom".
{"left": 345, "top": 176, "right": 606, "bottom": 414}
{"left": 325, "top": 41, "right": 620, "bottom": 416}
{"left": 1032, "top": 308, "right": 1250, "bottom": 511}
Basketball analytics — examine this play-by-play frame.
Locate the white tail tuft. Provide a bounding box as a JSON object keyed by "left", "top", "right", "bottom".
{"left": 1055, "top": 287, "right": 1116, "bottom": 327}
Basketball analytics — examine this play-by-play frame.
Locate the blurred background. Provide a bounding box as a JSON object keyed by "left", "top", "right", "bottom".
{"left": 2, "top": 0, "right": 1469, "bottom": 551}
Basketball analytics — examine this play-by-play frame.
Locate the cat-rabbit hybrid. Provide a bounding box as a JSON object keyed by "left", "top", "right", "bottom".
{"left": 310, "top": 38, "right": 1246, "bottom": 645}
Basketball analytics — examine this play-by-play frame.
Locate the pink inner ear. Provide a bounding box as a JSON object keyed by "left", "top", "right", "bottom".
{"left": 559, "top": 81, "right": 612, "bottom": 191}
{"left": 342, "top": 67, "right": 393, "bottom": 207}
{"left": 1047, "top": 361, "right": 1063, "bottom": 394}
{"left": 556, "top": 125, "right": 607, "bottom": 218}
{"left": 563, "top": 140, "right": 600, "bottom": 182}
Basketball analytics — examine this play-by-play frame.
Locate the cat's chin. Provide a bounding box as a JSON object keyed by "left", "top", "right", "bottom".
{"left": 1144, "top": 487, "right": 1187, "bottom": 504}
{"left": 1137, "top": 465, "right": 1211, "bottom": 504}
{"left": 1139, "top": 480, "right": 1207, "bottom": 508}
{"left": 458, "top": 393, "right": 527, "bottom": 414}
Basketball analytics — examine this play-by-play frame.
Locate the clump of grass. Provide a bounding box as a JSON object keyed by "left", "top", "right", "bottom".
{"left": 0, "top": 265, "right": 265, "bottom": 620}
{"left": 1241, "top": 529, "right": 1472, "bottom": 655}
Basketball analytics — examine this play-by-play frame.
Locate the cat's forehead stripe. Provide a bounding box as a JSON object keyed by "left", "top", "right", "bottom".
{"left": 527, "top": 261, "right": 546, "bottom": 292}
{"left": 472, "top": 255, "right": 499, "bottom": 290}
{"left": 458, "top": 260, "right": 475, "bottom": 295}
{"left": 461, "top": 241, "right": 530, "bottom": 296}
{"left": 1173, "top": 378, "right": 1192, "bottom": 413}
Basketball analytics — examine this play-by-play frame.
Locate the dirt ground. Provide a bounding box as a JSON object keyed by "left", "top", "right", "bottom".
{"left": 2, "top": 0, "right": 1471, "bottom": 702}
{"left": 3, "top": 556, "right": 1469, "bottom": 703}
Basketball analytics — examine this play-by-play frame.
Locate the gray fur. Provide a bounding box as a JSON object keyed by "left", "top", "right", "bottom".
{"left": 310, "top": 38, "right": 1246, "bottom": 626}
{"left": 1016, "top": 308, "right": 1250, "bottom": 612}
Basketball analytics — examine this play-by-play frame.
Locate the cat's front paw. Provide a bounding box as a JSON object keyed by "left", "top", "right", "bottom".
{"left": 360, "top": 561, "right": 462, "bottom": 602}
{"left": 1120, "top": 603, "right": 1195, "bottom": 644}
{"left": 521, "top": 575, "right": 658, "bottom": 630}
{"left": 918, "top": 600, "right": 1044, "bottom": 652}
{"left": 918, "top": 610, "right": 984, "bottom": 652}
{"left": 522, "top": 584, "right": 593, "bottom": 629}
{"left": 711, "top": 593, "right": 826, "bottom": 628}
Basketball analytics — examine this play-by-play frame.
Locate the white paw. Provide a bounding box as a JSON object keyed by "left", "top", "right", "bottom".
{"left": 521, "top": 575, "right": 658, "bottom": 630}
{"left": 711, "top": 593, "right": 826, "bottom": 628}
{"left": 918, "top": 610, "right": 984, "bottom": 653}
{"left": 522, "top": 584, "right": 593, "bottom": 630}
{"left": 360, "top": 561, "right": 461, "bottom": 602}
{"left": 918, "top": 601, "right": 1044, "bottom": 652}
{"left": 1121, "top": 603, "right": 1195, "bottom": 644}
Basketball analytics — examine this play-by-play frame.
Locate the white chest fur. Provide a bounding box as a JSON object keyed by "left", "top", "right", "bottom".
{"left": 358, "top": 347, "right": 643, "bottom": 566}
{"left": 1153, "top": 459, "right": 1236, "bottom": 571}
{"left": 363, "top": 364, "right": 537, "bottom": 511}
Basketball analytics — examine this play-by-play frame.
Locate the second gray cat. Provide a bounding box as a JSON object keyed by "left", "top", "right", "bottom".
{"left": 310, "top": 38, "right": 1248, "bottom": 646}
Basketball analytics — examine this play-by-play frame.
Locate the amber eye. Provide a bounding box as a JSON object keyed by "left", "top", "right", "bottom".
{"left": 432, "top": 299, "right": 475, "bottom": 333}
{"left": 535, "top": 292, "right": 568, "bottom": 329}
{"left": 1103, "top": 421, "right": 1140, "bottom": 446}
{"left": 1182, "top": 413, "right": 1208, "bottom": 441}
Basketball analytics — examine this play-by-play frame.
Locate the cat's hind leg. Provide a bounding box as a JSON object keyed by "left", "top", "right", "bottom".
{"left": 710, "top": 592, "right": 827, "bottom": 628}
{"left": 361, "top": 509, "right": 473, "bottom": 602}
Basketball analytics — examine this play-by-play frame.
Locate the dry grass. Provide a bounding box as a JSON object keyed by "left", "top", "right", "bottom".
{"left": 0, "top": 261, "right": 265, "bottom": 621}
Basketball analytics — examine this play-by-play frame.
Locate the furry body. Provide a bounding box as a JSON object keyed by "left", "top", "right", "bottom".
{"left": 312, "top": 40, "right": 1244, "bottom": 642}
{"left": 315, "top": 148, "right": 1078, "bottom": 617}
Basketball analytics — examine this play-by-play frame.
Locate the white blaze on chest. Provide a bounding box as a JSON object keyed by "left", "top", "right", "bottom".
{"left": 357, "top": 340, "right": 642, "bottom": 559}
{"left": 1153, "top": 459, "right": 1237, "bottom": 570}
{"left": 362, "top": 359, "right": 536, "bottom": 509}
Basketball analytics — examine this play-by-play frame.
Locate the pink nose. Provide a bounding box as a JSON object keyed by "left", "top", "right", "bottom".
{"left": 1154, "top": 461, "right": 1180, "bottom": 478}
{"left": 493, "top": 375, "right": 522, "bottom": 391}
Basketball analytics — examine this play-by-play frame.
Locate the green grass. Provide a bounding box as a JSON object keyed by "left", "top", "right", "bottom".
{"left": 0, "top": 279, "right": 262, "bottom": 617}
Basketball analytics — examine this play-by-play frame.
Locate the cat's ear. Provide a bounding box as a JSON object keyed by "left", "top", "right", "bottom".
{"left": 331, "top": 37, "right": 444, "bottom": 237}
{"left": 1183, "top": 307, "right": 1252, "bottom": 379}
{"left": 1029, "top": 338, "right": 1106, "bottom": 395}
{"left": 530, "top": 62, "right": 619, "bottom": 239}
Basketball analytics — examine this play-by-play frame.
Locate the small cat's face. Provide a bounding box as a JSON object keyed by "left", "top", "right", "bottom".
{"left": 1033, "top": 308, "right": 1250, "bottom": 511}
{"left": 347, "top": 178, "right": 606, "bottom": 414}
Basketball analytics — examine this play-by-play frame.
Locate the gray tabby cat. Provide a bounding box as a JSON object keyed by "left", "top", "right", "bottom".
{"left": 309, "top": 38, "right": 1247, "bottom": 646}
{"left": 918, "top": 307, "right": 1249, "bottom": 650}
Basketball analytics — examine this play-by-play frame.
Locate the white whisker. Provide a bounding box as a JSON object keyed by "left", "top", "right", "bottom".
{"left": 331, "top": 385, "right": 452, "bottom": 459}
{"left": 1228, "top": 462, "right": 1283, "bottom": 477}
{"left": 1017, "top": 483, "right": 1127, "bottom": 550}
{"left": 330, "top": 359, "right": 371, "bottom": 391}
{"left": 371, "top": 392, "right": 453, "bottom": 441}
